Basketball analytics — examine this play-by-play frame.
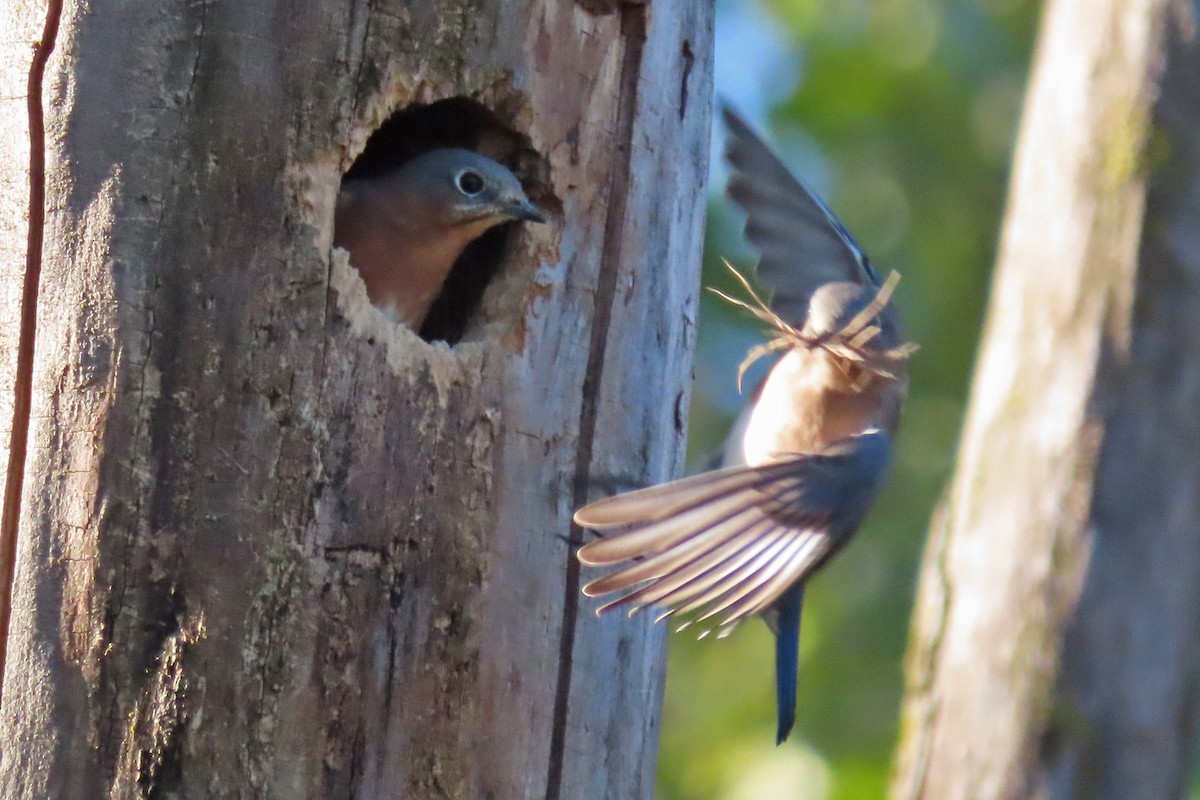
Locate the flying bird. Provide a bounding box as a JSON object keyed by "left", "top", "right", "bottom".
{"left": 574, "top": 109, "right": 916, "bottom": 744}
{"left": 334, "top": 148, "right": 544, "bottom": 329}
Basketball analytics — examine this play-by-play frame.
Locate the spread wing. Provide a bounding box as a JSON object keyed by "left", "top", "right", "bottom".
{"left": 575, "top": 430, "right": 891, "bottom": 637}
{"left": 723, "top": 107, "right": 881, "bottom": 326}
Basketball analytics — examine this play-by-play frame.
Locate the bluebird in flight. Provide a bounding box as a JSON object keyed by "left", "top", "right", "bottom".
{"left": 334, "top": 148, "right": 544, "bottom": 329}
{"left": 574, "top": 109, "right": 916, "bottom": 744}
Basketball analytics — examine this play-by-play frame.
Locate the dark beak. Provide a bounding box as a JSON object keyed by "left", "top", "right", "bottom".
{"left": 507, "top": 198, "right": 546, "bottom": 224}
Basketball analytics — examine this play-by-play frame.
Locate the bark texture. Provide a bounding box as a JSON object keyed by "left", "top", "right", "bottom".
{"left": 0, "top": 0, "right": 52, "bottom": 700}
{"left": 892, "top": 1, "right": 1200, "bottom": 798}
{"left": 0, "top": 4, "right": 41, "bottom": 480}
{"left": 0, "top": 1, "right": 713, "bottom": 798}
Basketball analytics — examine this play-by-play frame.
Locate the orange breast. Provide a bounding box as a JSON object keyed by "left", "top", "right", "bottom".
{"left": 739, "top": 347, "right": 893, "bottom": 465}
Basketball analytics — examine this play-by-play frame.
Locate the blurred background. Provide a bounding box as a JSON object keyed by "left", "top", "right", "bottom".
{"left": 658, "top": 0, "right": 1039, "bottom": 797}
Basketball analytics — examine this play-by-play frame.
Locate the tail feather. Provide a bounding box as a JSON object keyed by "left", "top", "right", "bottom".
{"left": 773, "top": 585, "right": 804, "bottom": 745}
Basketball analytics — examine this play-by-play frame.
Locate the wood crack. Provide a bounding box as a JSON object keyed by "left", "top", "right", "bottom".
{"left": 546, "top": 4, "right": 647, "bottom": 799}
{"left": 0, "top": 0, "right": 64, "bottom": 709}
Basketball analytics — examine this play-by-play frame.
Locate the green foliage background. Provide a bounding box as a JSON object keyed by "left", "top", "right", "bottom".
{"left": 656, "top": 1, "right": 1040, "bottom": 797}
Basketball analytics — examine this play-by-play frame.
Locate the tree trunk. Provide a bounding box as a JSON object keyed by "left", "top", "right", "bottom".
{"left": 0, "top": 1, "right": 713, "bottom": 798}
{"left": 892, "top": 1, "right": 1200, "bottom": 798}
{"left": 0, "top": 0, "right": 52, "bottom": 697}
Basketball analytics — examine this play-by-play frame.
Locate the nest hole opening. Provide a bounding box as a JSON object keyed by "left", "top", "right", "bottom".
{"left": 336, "top": 97, "right": 548, "bottom": 345}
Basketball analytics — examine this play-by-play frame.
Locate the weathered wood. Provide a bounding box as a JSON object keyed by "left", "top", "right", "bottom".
{"left": 0, "top": 0, "right": 51, "bottom": 708}
{"left": 892, "top": 1, "right": 1200, "bottom": 798}
{"left": 0, "top": 1, "right": 712, "bottom": 797}
{"left": 0, "top": 6, "right": 40, "bottom": 494}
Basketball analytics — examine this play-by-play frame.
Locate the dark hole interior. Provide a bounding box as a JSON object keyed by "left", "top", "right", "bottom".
{"left": 338, "top": 97, "right": 546, "bottom": 345}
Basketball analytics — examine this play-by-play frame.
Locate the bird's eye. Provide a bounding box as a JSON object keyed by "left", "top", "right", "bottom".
{"left": 456, "top": 170, "right": 485, "bottom": 196}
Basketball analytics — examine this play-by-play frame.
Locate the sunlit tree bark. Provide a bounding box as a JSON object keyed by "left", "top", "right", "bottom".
{"left": 0, "top": 1, "right": 713, "bottom": 797}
